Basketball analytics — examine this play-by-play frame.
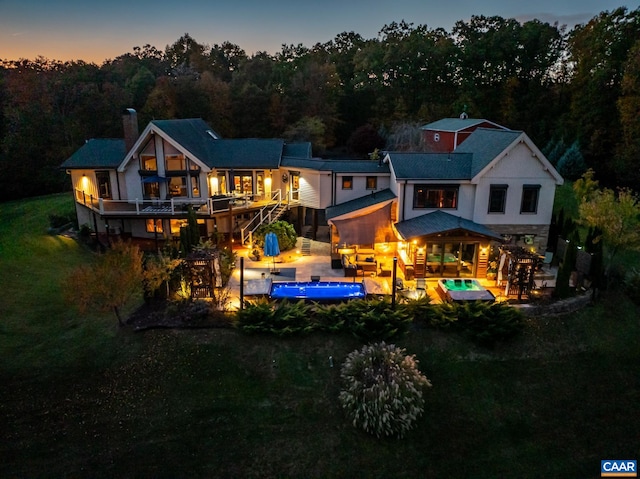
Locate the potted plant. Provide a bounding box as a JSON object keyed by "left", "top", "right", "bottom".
{"left": 486, "top": 261, "right": 498, "bottom": 280}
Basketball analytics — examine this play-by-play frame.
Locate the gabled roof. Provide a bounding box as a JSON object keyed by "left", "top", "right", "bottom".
{"left": 421, "top": 118, "right": 507, "bottom": 132}
{"left": 394, "top": 210, "right": 502, "bottom": 240}
{"left": 200, "top": 139, "right": 284, "bottom": 169}
{"left": 455, "top": 128, "right": 524, "bottom": 177}
{"left": 326, "top": 188, "right": 396, "bottom": 220}
{"left": 151, "top": 118, "right": 220, "bottom": 165}
{"left": 61, "top": 139, "right": 125, "bottom": 169}
{"left": 387, "top": 152, "right": 473, "bottom": 180}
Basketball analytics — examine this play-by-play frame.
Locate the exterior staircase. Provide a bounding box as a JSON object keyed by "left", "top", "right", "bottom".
{"left": 300, "top": 227, "right": 312, "bottom": 256}
{"left": 240, "top": 190, "right": 286, "bottom": 246}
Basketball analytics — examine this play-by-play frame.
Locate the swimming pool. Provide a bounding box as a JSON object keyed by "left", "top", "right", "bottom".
{"left": 437, "top": 278, "right": 495, "bottom": 302}
{"left": 269, "top": 281, "right": 366, "bottom": 301}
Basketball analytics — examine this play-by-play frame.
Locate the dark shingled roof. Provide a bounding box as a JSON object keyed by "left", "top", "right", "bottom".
{"left": 280, "top": 157, "right": 390, "bottom": 174}
{"left": 326, "top": 189, "right": 396, "bottom": 220}
{"left": 61, "top": 139, "right": 125, "bottom": 169}
{"left": 283, "top": 142, "right": 312, "bottom": 158}
{"left": 151, "top": 118, "right": 220, "bottom": 163}
{"left": 388, "top": 152, "right": 473, "bottom": 180}
{"left": 455, "top": 128, "right": 523, "bottom": 176}
{"left": 394, "top": 210, "right": 502, "bottom": 240}
{"left": 201, "top": 139, "right": 284, "bottom": 169}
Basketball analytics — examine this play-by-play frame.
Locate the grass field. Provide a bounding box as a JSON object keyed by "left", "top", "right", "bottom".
{"left": 1, "top": 194, "right": 639, "bottom": 478}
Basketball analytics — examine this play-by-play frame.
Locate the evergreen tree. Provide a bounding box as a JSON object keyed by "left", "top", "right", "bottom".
{"left": 557, "top": 140, "right": 587, "bottom": 180}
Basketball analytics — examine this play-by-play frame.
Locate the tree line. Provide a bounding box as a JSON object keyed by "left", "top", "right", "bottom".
{"left": 1, "top": 7, "right": 639, "bottom": 202}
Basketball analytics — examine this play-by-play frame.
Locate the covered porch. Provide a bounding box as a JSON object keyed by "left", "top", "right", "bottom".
{"left": 393, "top": 210, "right": 503, "bottom": 280}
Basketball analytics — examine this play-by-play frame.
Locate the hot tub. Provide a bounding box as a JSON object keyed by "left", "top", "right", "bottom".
{"left": 436, "top": 278, "right": 495, "bottom": 302}
{"left": 269, "top": 281, "right": 366, "bottom": 301}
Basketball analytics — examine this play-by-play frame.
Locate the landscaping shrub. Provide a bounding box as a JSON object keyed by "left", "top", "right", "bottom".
{"left": 254, "top": 220, "right": 297, "bottom": 251}
{"left": 454, "top": 301, "right": 525, "bottom": 347}
{"left": 339, "top": 342, "right": 432, "bottom": 438}
{"left": 236, "top": 298, "right": 276, "bottom": 334}
{"left": 403, "top": 297, "right": 458, "bottom": 328}
{"left": 236, "top": 299, "right": 313, "bottom": 336}
{"left": 346, "top": 298, "right": 412, "bottom": 342}
{"left": 270, "top": 300, "right": 314, "bottom": 336}
{"left": 310, "top": 303, "right": 347, "bottom": 333}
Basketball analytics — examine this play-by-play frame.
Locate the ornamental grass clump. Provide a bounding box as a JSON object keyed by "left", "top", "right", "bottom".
{"left": 339, "top": 342, "right": 432, "bottom": 438}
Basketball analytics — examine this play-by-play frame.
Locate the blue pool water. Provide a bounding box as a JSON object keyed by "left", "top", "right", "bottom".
{"left": 269, "top": 281, "right": 366, "bottom": 301}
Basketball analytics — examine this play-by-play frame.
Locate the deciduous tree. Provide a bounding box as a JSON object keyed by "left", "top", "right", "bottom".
{"left": 65, "top": 241, "right": 144, "bottom": 326}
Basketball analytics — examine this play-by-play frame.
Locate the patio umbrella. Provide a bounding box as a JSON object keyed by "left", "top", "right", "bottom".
{"left": 263, "top": 231, "right": 280, "bottom": 273}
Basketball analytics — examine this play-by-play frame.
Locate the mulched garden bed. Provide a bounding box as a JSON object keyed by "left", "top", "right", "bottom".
{"left": 126, "top": 299, "right": 235, "bottom": 331}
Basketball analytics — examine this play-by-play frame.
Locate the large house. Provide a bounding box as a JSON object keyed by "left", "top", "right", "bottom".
{"left": 61, "top": 110, "right": 563, "bottom": 280}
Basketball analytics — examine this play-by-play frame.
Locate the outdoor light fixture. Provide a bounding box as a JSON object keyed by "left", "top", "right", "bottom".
{"left": 337, "top": 243, "right": 355, "bottom": 255}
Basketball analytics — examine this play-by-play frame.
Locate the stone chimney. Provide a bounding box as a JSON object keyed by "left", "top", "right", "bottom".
{"left": 122, "top": 108, "right": 139, "bottom": 152}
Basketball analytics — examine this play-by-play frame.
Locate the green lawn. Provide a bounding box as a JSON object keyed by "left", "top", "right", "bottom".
{"left": 1, "top": 194, "right": 639, "bottom": 478}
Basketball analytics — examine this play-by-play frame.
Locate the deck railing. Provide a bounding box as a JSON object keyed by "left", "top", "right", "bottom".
{"left": 73, "top": 188, "right": 262, "bottom": 216}
{"left": 240, "top": 189, "right": 285, "bottom": 245}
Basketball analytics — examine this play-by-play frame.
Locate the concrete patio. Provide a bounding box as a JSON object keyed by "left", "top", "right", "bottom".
{"left": 224, "top": 237, "right": 535, "bottom": 310}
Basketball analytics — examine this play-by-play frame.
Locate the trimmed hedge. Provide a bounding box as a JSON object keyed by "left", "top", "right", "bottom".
{"left": 236, "top": 297, "right": 524, "bottom": 346}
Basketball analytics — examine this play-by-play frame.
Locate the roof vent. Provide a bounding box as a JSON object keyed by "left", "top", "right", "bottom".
{"left": 206, "top": 130, "right": 218, "bottom": 140}
{"left": 459, "top": 111, "right": 468, "bottom": 119}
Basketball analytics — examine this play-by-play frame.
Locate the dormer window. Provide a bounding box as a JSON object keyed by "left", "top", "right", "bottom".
{"left": 434, "top": 133, "right": 440, "bottom": 142}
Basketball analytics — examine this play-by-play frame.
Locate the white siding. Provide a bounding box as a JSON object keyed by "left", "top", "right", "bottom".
{"left": 298, "top": 170, "right": 322, "bottom": 209}
{"left": 473, "top": 142, "right": 557, "bottom": 226}
{"left": 400, "top": 182, "right": 475, "bottom": 221}
{"left": 334, "top": 173, "right": 390, "bottom": 204}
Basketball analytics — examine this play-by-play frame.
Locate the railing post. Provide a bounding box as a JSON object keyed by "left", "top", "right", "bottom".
{"left": 98, "top": 198, "right": 104, "bottom": 214}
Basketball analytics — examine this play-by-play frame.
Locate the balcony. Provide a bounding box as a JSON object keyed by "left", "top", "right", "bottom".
{"left": 73, "top": 188, "right": 285, "bottom": 217}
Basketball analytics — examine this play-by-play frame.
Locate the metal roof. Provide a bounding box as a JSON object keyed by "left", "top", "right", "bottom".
{"left": 420, "top": 118, "right": 505, "bottom": 132}
{"left": 394, "top": 210, "right": 502, "bottom": 240}
{"left": 60, "top": 139, "right": 125, "bottom": 169}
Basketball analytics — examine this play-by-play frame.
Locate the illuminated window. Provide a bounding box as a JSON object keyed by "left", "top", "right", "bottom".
{"left": 143, "top": 181, "right": 160, "bottom": 199}
{"left": 170, "top": 219, "right": 186, "bottom": 234}
{"left": 96, "top": 171, "right": 112, "bottom": 199}
{"left": 366, "top": 176, "right": 377, "bottom": 190}
{"left": 165, "top": 154, "right": 186, "bottom": 171}
{"left": 168, "top": 176, "right": 187, "bottom": 197}
{"left": 191, "top": 176, "right": 200, "bottom": 197}
{"left": 342, "top": 176, "right": 353, "bottom": 190}
{"left": 414, "top": 185, "right": 458, "bottom": 209}
{"left": 146, "top": 219, "right": 163, "bottom": 233}
{"left": 217, "top": 172, "right": 227, "bottom": 194}
{"left": 140, "top": 155, "right": 157, "bottom": 171}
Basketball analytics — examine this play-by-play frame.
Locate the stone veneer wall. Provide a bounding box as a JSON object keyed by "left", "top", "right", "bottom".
{"left": 488, "top": 224, "right": 550, "bottom": 253}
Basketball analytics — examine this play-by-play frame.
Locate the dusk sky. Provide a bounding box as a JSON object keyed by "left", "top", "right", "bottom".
{"left": 2, "top": 1, "right": 639, "bottom": 64}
